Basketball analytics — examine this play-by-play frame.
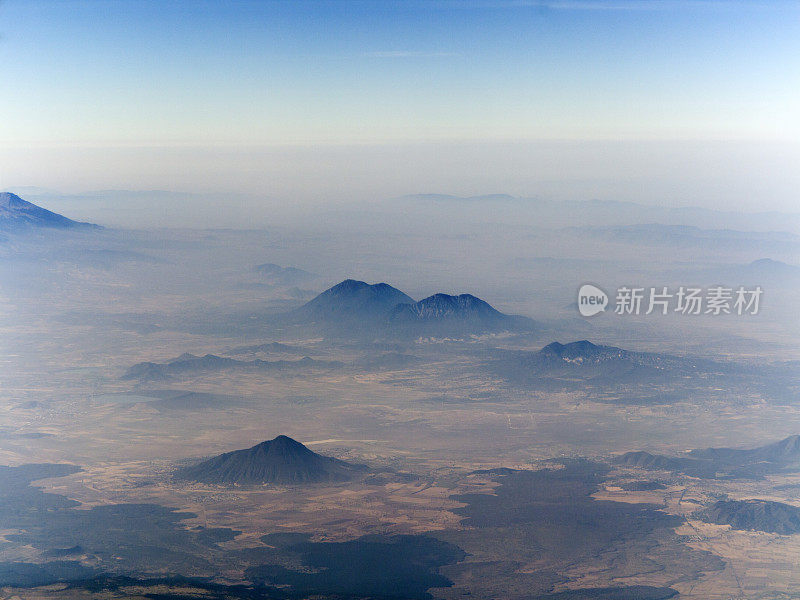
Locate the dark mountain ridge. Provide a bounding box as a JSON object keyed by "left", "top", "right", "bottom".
{"left": 175, "top": 435, "right": 366, "bottom": 485}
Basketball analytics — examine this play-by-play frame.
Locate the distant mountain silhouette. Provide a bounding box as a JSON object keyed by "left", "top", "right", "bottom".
{"left": 735, "top": 258, "right": 800, "bottom": 284}
{"left": 388, "top": 293, "right": 535, "bottom": 336}
{"left": 175, "top": 435, "right": 366, "bottom": 485}
{"left": 699, "top": 499, "right": 800, "bottom": 534}
{"left": 682, "top": 257, "right": 800, "bottom": 287}
{"left": 398, "top": 193, "right": 800, "bottom": 232}
{"left": 254, "top": 263, "right": 317, "bottom": 286}
{"left": 616, "top": 434, "right": 800, "bottom": 479}
{"left": 288, "top": 279, "right": 534, "bottom": 338}
{"left": 747, "top": 258, "right": 800, "bottom": 274}
{"left": 0, "top": 192, "right": 99, "bottom": 230}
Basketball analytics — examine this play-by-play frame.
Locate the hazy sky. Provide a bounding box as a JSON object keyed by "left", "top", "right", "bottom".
{"left": 0, "top": 0, "right": 798, "bottom": 209}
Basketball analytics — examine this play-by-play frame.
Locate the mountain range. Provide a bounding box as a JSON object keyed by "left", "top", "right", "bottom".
{"left": 174, "top": 435, "right": 366, "bottom": 485}
{"left": 0, "top": 192, "right": 99, "bottom": 231}
{"left": 615, "top": 434, "right": 800, "bottom": 479}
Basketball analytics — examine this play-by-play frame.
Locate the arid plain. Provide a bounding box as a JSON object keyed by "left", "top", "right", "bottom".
{"left": 2, "top": 195, "right": 800, "bottom": 599}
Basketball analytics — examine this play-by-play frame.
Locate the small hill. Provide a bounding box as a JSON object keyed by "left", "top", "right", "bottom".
{"left": 0, "top": 192, "right": 99, "bottom": 231}
{"left": 175, "top": 435, "right": 366, "bottom": 485}
{"left": 746, "top": 258, "right": 800, "bottom": 275}
{"left": 539, "top": 340, "right": 627, "bottom": 361}
{"left": 699, "top": 499, "right": 800, "bottom": 535}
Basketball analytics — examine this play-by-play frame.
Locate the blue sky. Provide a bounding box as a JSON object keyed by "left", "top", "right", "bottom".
{"left": 0, "top": 1, "right": 798, "bottom": 206}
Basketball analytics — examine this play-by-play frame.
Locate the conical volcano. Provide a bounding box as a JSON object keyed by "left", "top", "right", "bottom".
{"left": 175, "top": 435, "right": 366, "bottom": 485}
